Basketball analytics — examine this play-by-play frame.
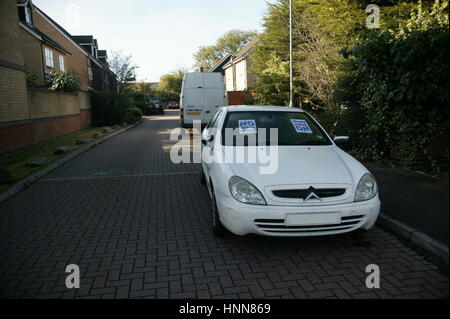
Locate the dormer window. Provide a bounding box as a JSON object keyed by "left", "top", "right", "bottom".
{"left": 25, "top": 6, "right": 32, "bottom": 25}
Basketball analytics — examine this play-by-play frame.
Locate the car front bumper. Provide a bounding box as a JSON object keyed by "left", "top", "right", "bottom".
{"left": 215, "top": 193, "right": 381, "bottom": 237}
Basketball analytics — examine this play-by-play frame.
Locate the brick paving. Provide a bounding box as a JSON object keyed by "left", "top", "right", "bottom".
{"left": 0, "top": 111, "right": 448, "bottom": 299}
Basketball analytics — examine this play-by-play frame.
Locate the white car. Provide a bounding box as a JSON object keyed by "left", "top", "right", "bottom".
{"left": 201, "top": 106, "right": 380, "bottom": 237}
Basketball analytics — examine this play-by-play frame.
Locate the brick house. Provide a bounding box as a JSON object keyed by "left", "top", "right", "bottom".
{"left": 222, "top": 37, "right": 259, "bottom": 105}
{"left": 0, "top": 0, "right": 116, "bottom": 157}
{"left": 33, "top": 7, "right": 117, "bottom": 93}
{"left": 208, "top": 53, "right": 233, "bottom": 77}
{"left": 71, "top": 35, "right": 117, "bottom": 92}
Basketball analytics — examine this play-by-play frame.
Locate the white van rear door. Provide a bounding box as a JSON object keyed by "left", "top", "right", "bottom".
{"left": 204, "top": 88, "right": 224, "bottom": 121}
{"left": 184, "top": 73, "right": 204, "bottom": 89}
{"left": 203, "top": 74, "right": 225, "bottom": 122}
{"left": 183, "top": 73, "right": 204, "bottom": 119}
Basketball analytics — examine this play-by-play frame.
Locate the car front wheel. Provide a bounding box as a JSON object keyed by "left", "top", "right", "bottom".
{"left": 200, "top": 167, "right": 206, "bottom": 185}
{"left": 210, "top": 186, "right": 227, "bottom": 237}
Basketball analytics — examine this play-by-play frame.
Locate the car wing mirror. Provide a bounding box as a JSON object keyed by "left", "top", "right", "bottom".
{"left": 334, "top": 136, "right": 350, "bottom": 145}
{"left": 201, "top": 135, "right": 214, "bottom": 146}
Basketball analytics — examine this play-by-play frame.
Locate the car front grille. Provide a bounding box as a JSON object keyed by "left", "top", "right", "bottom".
{"left": 254, "top": 215, "right": 365, "bottom": 235}
{"left": 272, "top": 188, "right": 346, "bottom": 199}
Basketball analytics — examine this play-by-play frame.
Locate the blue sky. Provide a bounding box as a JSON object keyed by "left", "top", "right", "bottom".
{"left": 33, "top": 0, "right": 271, "bottom": 82}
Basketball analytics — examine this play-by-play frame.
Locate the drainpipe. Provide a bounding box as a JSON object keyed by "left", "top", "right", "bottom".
{"left": 289, "top": 0, "right": 293, "bottom": 108}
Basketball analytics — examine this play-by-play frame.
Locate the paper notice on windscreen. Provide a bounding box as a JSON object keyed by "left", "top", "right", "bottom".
{"left": 238, "top": 120, "right": 257, "bottom": 134}
{"left": 290, "top": 119, "right": 312, "bottom": 134}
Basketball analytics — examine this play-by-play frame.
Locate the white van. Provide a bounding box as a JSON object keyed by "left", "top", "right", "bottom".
{"left": 180, "top": 72, "right": 227, "bottom": 128}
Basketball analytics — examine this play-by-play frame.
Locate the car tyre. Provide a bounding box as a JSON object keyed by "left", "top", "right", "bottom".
{"left": 200, "top": 167, "right": 206, "bottom": 185}
{"left": 210, "top": 186, "right": 227, "bottom": 237}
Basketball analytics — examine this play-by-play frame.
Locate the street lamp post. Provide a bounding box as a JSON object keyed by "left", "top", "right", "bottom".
{"left": 289, "top": 0, "right": 293, "bottom": 108}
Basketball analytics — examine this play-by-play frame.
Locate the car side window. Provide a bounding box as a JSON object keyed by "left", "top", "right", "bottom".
{"left": 207, "top": 110, "right": 222, "bottom": 129}
{"left": 212, "top": 111, "right": 223, "bottom": 129}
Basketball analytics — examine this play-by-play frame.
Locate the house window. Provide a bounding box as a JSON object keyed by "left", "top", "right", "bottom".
{"left": 25, "top": 7, "right": 32, "bottom": 25}
{"left": 45, "top": 48, "right": 54, "bottom": 68}
{"left": 59, "top": 55, "right": 65, "bottom": 71}
{"left": 88, "top": 67, "right": 93, "bottom": 81}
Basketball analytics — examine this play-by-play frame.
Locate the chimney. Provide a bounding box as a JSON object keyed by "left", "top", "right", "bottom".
{"left": 199, "top": 67, "right": 204, "bottom": 72}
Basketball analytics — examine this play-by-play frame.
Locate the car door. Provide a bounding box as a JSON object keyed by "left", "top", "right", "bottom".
{"left": 202, "top": 110, "right": 223, "bottom": 190}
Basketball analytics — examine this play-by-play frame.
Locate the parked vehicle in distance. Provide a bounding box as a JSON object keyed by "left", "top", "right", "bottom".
{"left": 201, "top": 106, "right": 380, "bottom": 237}
{"left": 168, "top": 101, "right": 180, "bottom": 109}
{"left": 147, "top": 98, "right": 164, "bottom": 115}
{"left": 180, "top": 72, "right": 227, "bottom": 128}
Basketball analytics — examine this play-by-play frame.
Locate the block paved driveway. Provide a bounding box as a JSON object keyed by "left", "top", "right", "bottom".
{"left": 0, "top": 110, "right": 448, "bottom": 299}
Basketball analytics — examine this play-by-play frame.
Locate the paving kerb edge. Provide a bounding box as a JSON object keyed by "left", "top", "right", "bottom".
{"left": 0, "top": 120, "right": 143, "bottom": 203}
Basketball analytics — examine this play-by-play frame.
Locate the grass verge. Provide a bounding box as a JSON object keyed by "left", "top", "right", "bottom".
{"left": 0, "top": 126, "right": 121, "bottom": 192}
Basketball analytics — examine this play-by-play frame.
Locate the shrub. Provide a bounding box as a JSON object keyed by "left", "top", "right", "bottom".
{"left": 91, "top": 91, "right": 133, "bottom": 126}
{"left": 46, "top": 71, "right": 80, "bottom": 92}
{"left": 126, "top": 107, "right": 143, "bottom": 124}
{"left": 128, "top": 93, "right": 147, "bottom": 113}
{"left": 26, "top": 72, "right": 36, "bottom": 87}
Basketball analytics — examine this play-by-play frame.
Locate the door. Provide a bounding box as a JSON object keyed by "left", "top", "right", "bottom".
{"left": 202, "top": 110, "right": 222, "bottom": 191}
{"left": 203, "top": 74, "right": 225, "bottom": 122}
{"left": 183, "top": 73, "right": 204, "bottom": 122}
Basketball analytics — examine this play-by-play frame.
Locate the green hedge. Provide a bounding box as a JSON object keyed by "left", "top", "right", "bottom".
{"left": 91, "top": 91, "right": 134, "bottom": 126}
{"left": 336, "top": 10, "right": 449, "bottom": 173}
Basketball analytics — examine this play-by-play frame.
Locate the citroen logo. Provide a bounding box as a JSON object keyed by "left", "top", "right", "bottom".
{"left": 304, "top": 187, "right": 322, "bottom": 202}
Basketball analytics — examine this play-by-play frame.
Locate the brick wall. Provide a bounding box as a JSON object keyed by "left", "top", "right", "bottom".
{"left": 0, "top": 114, "right": 83, "bottom": 155}
{"left": 227, "top": 91, "right": 246, "bottom": 106}
{"left": 19, "top": 26, "right": 45, "bottom": 86}
{"left": 0, "top": 0, "right": 25, "bottom": 66}
{"left": 28, "top": 89, "right": 81, "bottom": 119}
{"left": 31, "top": 115, "right": 81, "bottom": 144}
{"left": 80, "top": 110, "right": 91, "bottom": 128}
{"left": 0, "top": 89, "right": 91, "bottom": 156}
{"left": 0, "top": 67, "right": 30, "bottom": 122}
{"left": 0, "top": 122, "right": 33, "bottom": 155}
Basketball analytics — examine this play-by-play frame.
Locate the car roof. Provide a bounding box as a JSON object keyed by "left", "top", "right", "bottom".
{"left": 224, "top": 105, "right": 305, "bottom": 113}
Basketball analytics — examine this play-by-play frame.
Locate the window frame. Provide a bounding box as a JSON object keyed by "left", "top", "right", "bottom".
{"left": 206, "top": 109, "right": 222, "bottom": 129}
{"left": 220, "top": 111, "right": 333, "bottom": 146}
{"left": 59, "top": 55, "right": 65, "bottom": 72}
{"left": 25, "top": 6, "right": 32, "bottom": 25}
{"left": 45, "top": 47, "right": 54, "bottom": 68}
{"left": 88, "top": 67, "right": 93, "bottom": 81}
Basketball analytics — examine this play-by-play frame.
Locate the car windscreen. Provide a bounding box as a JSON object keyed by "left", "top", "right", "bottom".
{"left": 148, "top": 99, "right": 161, "bottom": 104}
{"left": 221, "top": 111, "right": 331, "bottom": 146}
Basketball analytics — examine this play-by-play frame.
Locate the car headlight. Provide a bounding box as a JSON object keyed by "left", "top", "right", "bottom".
{"left": 229, "top": 176, "right": 267, "bottom": 205}
{"left": 355, "top": 173, "right": 378, "bottom": 202}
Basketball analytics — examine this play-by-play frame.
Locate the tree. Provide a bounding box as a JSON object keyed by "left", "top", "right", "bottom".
{"left": 194, "top": 29, "right": 257, "bottom": 70}
{"left": 250, "top": 0, "right": 365, "bottom": 112}
{"left": 109, "top": 50, "right": 138, "bottom": 93}
{"left": 250, "top": 0, "right": 421, "bottom": 114}
{"left": 158, "top": 68, "right": 186, "bottom": 95}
